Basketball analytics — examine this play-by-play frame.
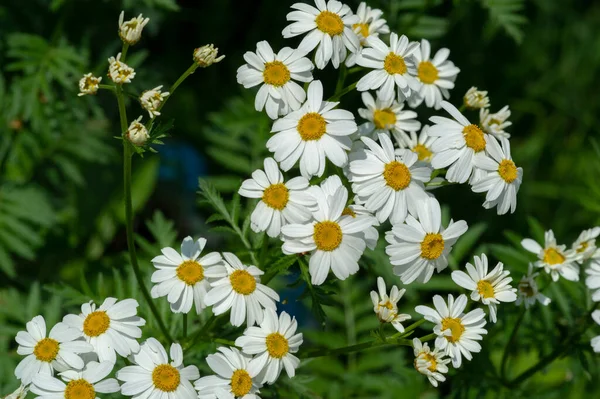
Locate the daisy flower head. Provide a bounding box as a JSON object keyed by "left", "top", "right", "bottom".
{"left": 281, "top": 183, "right": 375, "bottom": 285}
{"left": 585, "top": 260, "right": 600, "bottom": 302}
{"left": 479, "top": 105, "right": 512, "bottom": 139}
{"left": 204, "top": 253, "right": 280, "bottom": 327}
{"left": 117, "top": 338, "right": 199, "bottom": 399}
{"left": 428, "top": 100, "right": 492, "bottom": 184}
{"left": 591, "top": 310, "right": 600, "bottom": 353}
{"left": 237, "top": 41, "right": 314, "bottom": 120}
{"left": 31, "top": 361, "right": 120, "bottom": 399}
{"left": 78, "top": 73, "right": 101, "bottom": 97}
{"left": 356, "top": 32, "right": 421, "bottom": 101}
{"left": 415, "top": 294, "right": 487, "bottom": 368}
{"left": 409, "top": 39, "right": 460, "bottom": 110}
{"left": 125, "top": 116, "right": 149, "bottom": 146}
{"left": 118, "top": 11, "right": 149, "bottom": 45}
{"left": 140, "top": 85, "right": 169, "bottom": 119}
{"left": 464, "top": 87, "right": 490, "bottom": 109}
{"left": 349, "top": 133, "right": 432, "bottom": 225}
{"left": 345, "top": 2, "right": 390, "bottom": 67}
{"left": 282, "top": 0, "right": 360, "bottom": 69}
{"left": 412, "top": 338, "right": 450, "bottom": 388}
{"left": 4, "top": 384, "right": 28, "bottom": 399}
{"left": 515, "top": 263, "right": 551, "bottom": 308}
{"left": 14, "top": 316, "right": 93, "bottom": 384}
{"left": 521, "top": 230, "right": 580, "bottom": 282}
{"left": 194, "top": 44, "right": 226, "bottom": 67}
{"left": 471, "top": 136, "right": 523, "bottom": 215}
{"left": 238, "top": 157, "right": 316, "bottom": 238}
{"left": 451, "top": 254, "right": 517, "bottom": 323}
{"left": 572, "top": 227, "right": 600, "bottom": 262}
{"left": 386, "top": 197, "right": 468, "bottom": 285}
{"left": 370, "top": 276, "right": 411, "bottom": 332}
{"left": 195, "top": 347, "right": 262, "bottom": 399}
{"left": 235, "top": 309, "right": 303, "bottom": 384}
{"left": 107, "top": 53, "right": 135, "bottom": 84}
{"left": 267, "top": 80, "right": 357, "bottom": 179}
{"left": 62, "top": 297, "right": 145, "bottom": 364}
{"left": 150, "top": 236, "right": 223, "bottom": 314}
{"left": 403, "top": 125, "right": 437, "bottom": 163}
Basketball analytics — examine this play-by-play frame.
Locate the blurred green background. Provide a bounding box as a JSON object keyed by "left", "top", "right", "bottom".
{"left": 1, "top": 0, "right": 600, "bottom": 397}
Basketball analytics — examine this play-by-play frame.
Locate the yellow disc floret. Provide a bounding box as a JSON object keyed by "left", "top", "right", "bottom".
{"left": 441, "top": 317, "right": 465, "bottom": 343}
{"left": 462, "top": 125, "right": 486, "bottom": 152}
{"left": 420, "top": 233, "right": 445, "bottom": 260}
{"left": 176, "top": 260, "right": 204, "bottom": 285}
{"left": 83, "top": 311, "right": 110, "bottom": 337}
{"left": 316, "top": 11, "right": 344, "bottom": 36}
{"left": 152, "top": 364, "right": 181, "bottom": 392}
{"left": 417, "top": 61, "right": 439, "bottom": 84}
{"left": 64, "top": 379, "right": 95, "bottom": 399}
{"left": 33, "top": 338, "right": 60, "bottom": 362}
{"left": 297, "top": 113, "right": 327, "bottom": 141}
{"left": 265, "top": 332, "right": 289, "bottom": 358}
{"left": 498, "top": 159, "right": 518, "bottom": 183}
{"left": 383, "top": 161, "right": 411, "bottom": 191}
{"left": 263, "top": 61, "right": 291, "bottom": 87}
{"left": 384, "top": 53, "right": 407, "bottom": 75}
{"left": 313, "top": 221, "right": 343, "bottom": 251}
{"left": 230, "top": 270, "right": 257, "bottom": 295}
{"left": 262, "top": 183, "right": 289, "bottom": 210}
{"left": 231, "top": 369, "right": 253, "bottom": 397}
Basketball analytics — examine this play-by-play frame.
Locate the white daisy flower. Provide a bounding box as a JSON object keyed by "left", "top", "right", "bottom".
{"left": 62, "top": 297, "right": 145, "bottom": 364}
{"left": 267, "top": 80, "right": 357, "bottom": 179}
{"left": 282, "top": 0, "right": 360, "bottom": 69}
{"left": 345, "top": 2, "right": 389, "bottom": 67}
{"left": 412, "top": 338, "right": 450, "bottom": 387}
{"left": 463, "top": 87, "right": 490, "bottom": 109}
{"left": 204, "top": 253, "right": 280, "bottom": 327}
{"left": 78, "top": 73, "right": 102, "bottom": 97}
{"left": 125, "top": 116, "right": 149, "bottom": 146}
{"left": 370, "top": 277, "right": 411, "bottom": 332}
{"left": 591, "top": 310, "right": 600, "bottom": 353}
{"left": 3, "top": 384, "right": 28, "bottom": 399}
{"left": 31, "top": 361, "right": 120, "bottom": 398}
{"left": 357, "top": 91, "right": 421, "bottom": 143}
{"left": 238, "top": 157, "right": 316, "bottom": 238}
{"left": 451, "top": 254, "right": 517, "bottom": 323}
{"left": 572, "top": 227, "right": 600, "bottom": 262}
{"left": 515, "top": 263, "right": 551, "bottom": 308}
{"left": 150, "top": 236, "right": 223, "bottom": 314}
{"left": 14, "top": 316, "right": 93, "bottom": 385}
{"left": 385, "top": 197, "right": 468, "bottom": 284}
{"left": 194, "top": 44, "right": 226, "bottom": 67}
{"left": 428, "top": 100, "right": 492, "bottom": 184}
{"left": 118, "top": 11, "right": 149, "bottom": 45}
{"left": 479, "top": 106, "right": 512, "bottom": 139}
{"left": 281, "top": 183, "right": 374, "bottom": 285}
{"left": 107, "top": 53, "right": 135, "bottom": 84}
{"left": 521, "top": 230, "right": 580, "bottom": 282}
{"left": 408, "top": 39, "right": 460, "bottom": 110}
{"left": 140, "top": 85, "right": 169, "bottom": 119}
{"left": 195, "top": 347, "right": 262, "bottom": 399}
{"left": 117, "top": 338, "right": 199, "bottom": 399}
{"left": 237, "top": 41, "right": 313, "bottom": 120}
{"left": 348, "top": 133, "right": 432, "bottom": 225}
{"left": 402, "top": 125, "right": 437, "bottom": 163}
{"left": 585, "top": 259, "right": 600, "bottom": 302}
{"left": 235, "top": 309, "right": 303, "bottom": 384}
{"left": 471, "top": 136, "right": 523, "bottom": 215}
{"left": 356, "top": 33, "right": 421, "bottom": 101}
{"left": 415, "top": 294, "right": 487, "bottom": 368}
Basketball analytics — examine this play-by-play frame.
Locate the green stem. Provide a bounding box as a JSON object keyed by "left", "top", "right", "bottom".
{"left": 328, "top": 82, "right": 357, "bottom": 102}
{"left": 213, "top": 338, "right": 236, "bottom": 346}
{"left": 121, "top": 43, "right": 130, "bottom": 61}
{"left": 500, "top": 307, "right": 527, "bottom": 380}
{"left": 418, "top": 333, "right": 437, "bottom": 342}
{"left": 301, "top": 338, "right": 412, "bottom": 359}
{"left": 182, "top": 313, "right": 188, "bottom": 339}
{"left": 335, "top": 64, "right": 347, "bottom": 94}
{"left": 458, "top": 104, "right": 466, "bottom": 113}
{"left": 395, "top": 318, "right": 426, "bottom": 338}
{"left": 99, "top": 84, "right": 116, "bottom": 92}
{"left": 184, "top": 314, "right": 219, "bottom": 353}
{"left": 347, "top": 66, "right": 363, "bottom": 75}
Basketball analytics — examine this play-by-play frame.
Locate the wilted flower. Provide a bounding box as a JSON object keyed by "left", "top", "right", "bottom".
{"left": 463, "top": 87, "right": 490, "bottom": 109}
{"left": 193, "top": 44, "right": 225, "bottom": 67}
{"left": 78, "top": 73, "right": 102, "bottom": 96}
{"left": 125, "top": 116, "right": 149, "bottom": 145}
{"left": 140, "top": 86, "right": 169, "bottom": 118}
{"left": 118, "top": 11, "right": 149, "bottom": 45}
{"left": 108, "top": 53, "right": 135, "bottom": 84}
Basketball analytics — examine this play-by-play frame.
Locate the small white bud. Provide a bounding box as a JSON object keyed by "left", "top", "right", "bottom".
{"left": 78, "top": 73, "right": 102, "bottom": 96}
{"left": 118, "top": 11, "right": 149, "bottom": 45}
{"left": 193, "top": 44, "right": 225, "bottom": 67}
{"left": 108, "top": 52, "right": 136, "bottom": 84}
{"left": 463, "top": 87, "right": 490, "bottom": 109}
{"left": 479, "top": 105, "right": 512, "bottom": 139}
{"left": 126, "top": 116, "right": 149, "bottom": 145}
{"left": 140, "top": 86, "right": 170, "bottom": 119}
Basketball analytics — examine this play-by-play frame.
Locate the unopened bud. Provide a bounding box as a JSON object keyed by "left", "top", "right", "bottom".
{"left": 78, "top": 73, "right": 102, "bottom": 96}
{"left": 126, "top": 116, "right": 149, "bottom": 145}
{"left": 118, "top": 11, "right": 149, "bottom": 45}
{"left": 193, "top": 44, "right": 225, "bottom": 67}
{"left": 463, "top": 87, "right": 490, "bottom": 109}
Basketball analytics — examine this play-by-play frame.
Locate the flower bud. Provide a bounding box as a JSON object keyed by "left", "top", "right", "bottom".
{"left": 118, "top": 11, "right": 149, "bottom": 45}
{"left": 140, "top": 86, "right": 170, "bottom": 118}
{"left": 108, "top": 53, "right": 136, "bottom": 84}
{"left": 126, "top": 116, "right": 149, "bottom": 145}
{"left": 193, "top": 44, "right": 225, "bottom": 67}
{"left": 78, "top": 73, "right": 102, "bottom": 96}
{"left": 463, "top": 87, "right": 490, "bottom": 109}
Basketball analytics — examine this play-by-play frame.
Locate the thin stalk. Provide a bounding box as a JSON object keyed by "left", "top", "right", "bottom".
{"left": 500, "top": 307, "right": 527, "bottom": 380}
{"left": 184, "top": 314, "right": 219, "bottom": 353}
{"left": 121, "top": 43, "right": 130, "bottom": 60}
{"left": 328, "top": 82, "right": 357, "bottom": 102}
{"left": 301, "top": 338, "right": 412, "bottom": 359}
{"left": 395, "top": 318, "right": 426, "bottom": 338}
{"left": 335, "top": 64, "right": 347, "bottom": 94}
{"left": 418, "top": 332, "right": 437, "bottom": 342}
{"left": 183, "top": 313, "right": 188, "bottom": 339}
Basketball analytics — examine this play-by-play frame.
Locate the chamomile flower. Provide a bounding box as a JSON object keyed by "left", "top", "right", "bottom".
{"left": 204, "top": 253, "right": 280, "bottom": 327}
{"left": 125, "top": 116, "right": 149, "bottom": 146}
{"left": 515, "top": 264, "right": 551, "bottom": 308}
{"left": 408, "top": 39, "right": 460, "bottom": 110}
{"left": 195, "top": 347, "right": 262, "bottom": 399}
{"left": 237, "top": 41, "right": 313, "bottom": 120}
{"left": 62, "top": 297, "right": 145, "bottom": 364}
{"left": 585, "top": 260, "right": 600, "bottom": 302}
{"left": 118, "top": 11, "right": 149, "bottom": 45}
{"left": 428, "top": 101, "right": 491, "bottom": 183}
{"left": 356, "top": 33, "right": 421, "bottom": 101}
{"left": 521, "top": 230, "right": 580, "bottom": 282}
{"left": 412, "top": 338, "right": 450, "bottom": 387}
{"left": 235, "top": 309, "right": 303, "bottom": 384}
{"left": 117, "top": 339, "right": 199, "bottom": 399}
{"left": 345, "top": 2, "right": 389, "bottom": 67}
{"left": 463, "top": 87, "right": 490, "bottom": 109}
{"left": 385, "top": 197, "right": 468, "bottom": 284}
{"left": 267, "top": 80, "right": 357, "bottom": 179}
{"left": 194, "top": 44, "right": 225, "bottom": 67}
{"left": 572, "top": 227, "right": 600, "bottom": 262}
{"left": 238, "top": 157, "right": 316, "bottom": 238}
{"left": 415, "top": 294, "right": 487, "bottom": 368}
{"left": 140, "top": 86, "right": 169, "bottom": 118}
{"left": 480, "top": 106, "right": 512, "bottom": 139}
{"left": 591, "top": 310, "right": 600, "bottom": 353}
{"left": 15, "top": 316, "right": 93, "bottom": 384}
{"left": 348, "top": 133, "right": 432, "bottom": 225}
{"left": 281, "top": 184, "right": 374, "bottom": 285}
{"left": 150, "top": 236, "right": 223, "bottom": 314}
{"left": 403, "top": 125, "right": 437, "bottom": 163}
{"left": 108, "top": 53, "right": 135, "bottom": 84}
{"left": 78, "top": 73, "right": 101, "bottom": 96}
{"left": 31, "top": 361, "right": 120, "bottom": 398}
{"left": 471, "top": 136, "right": 523, "bottom": 215}
{"left": 282, "top": 0, "right": 360, "bottom": 69}
{"left": 451, "top": 254, "right": 517, "bottom": 323}
{"left": 370, "top": 277, "right": 411, "bottom": 332}
{"left": 3, "top": 384, "right": 28, "bottom": 399}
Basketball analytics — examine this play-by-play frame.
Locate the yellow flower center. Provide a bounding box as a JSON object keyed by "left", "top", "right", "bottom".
{"left": 83, "top": 311, "right": 110, "bottom": 337}
{"left": 420, "top": 233, "right": 445, "bottom": 260}
{"left": 152, "top": 364, "right": 180, "bottom": 392}
{"left": 424, "top": 353, "right": 438, "bottom": 372}
{"left": 441, "top": 317, "right": 465, "bottom": 343}
{"left": 342, "top": 207, "right": 356, "bottom": 217}
{"left": 383, "top": 161, "right": 411, "bottom": 191}
{"left": 577, "top": 242, "right": 589, "bottom": 253}
{"left": 297, "top": 112, "right": 327, "bottom": 141}
{"left": 373, "top": 109, "right": 397, "bottom": 129}
{"left": 230, "top": 270, "right": 257, "bottom": 295}
{"left": 33, "top": 338, "right": 59, "bottom": 362}
{"left": 316, "top": 11, "right": 344, "bottom": 36}
{"left": 498, "top": 159, "right": 518, "bottom": 183}
{"left": 353, "top": 22, "right": 370, "bottom": 38}
{"left": 265, "top": 332, "right": 289, "bottom": 358}
{"left": 384, "top": 53, "right": 407, "bottom": 75}
{"left": 313, "top": 221, "right": 343, "bottom": 251}
{"left": 262, "top": 183, "right": 289, "bottom": 210}
{"left": 83, "top": 77, "right": 97, "bottom": 91}
{"left": 462, "top": 124, "right": 486, "bottom": 152}
{"left": 543, "top": 248, "right": 565, "bottom": 265}
{"left": 381, "top": 300, "right": 394, "bottom": 310}
{"left": 477, "top": 280, "right": 495, "bottom": 299}
{"left": 412, "top": 144, "right": 433, "bottom": 161}
{"left": 263, "top": 61, "right": 291, "bottom": 87}
{"left": 417, "top": 61, "right": 439, "bottom": 84}
{"left": 231, "top": 369, "right": 253, "bottom": 397}
{"left": 64, "top": 379, "right": 95, "bottom": 399}
{"left": 176, "top": 260, "right": 204, "bottom": 285}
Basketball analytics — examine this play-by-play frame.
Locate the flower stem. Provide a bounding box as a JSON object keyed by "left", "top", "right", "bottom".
{"left": 301, "top": 337, "right": 412, "bottom": 359}
{"left": 328, "top": 82, "right": 357, "bottom": 102}
{"left": 395, "top": 318, "right": 426, "bottom": 338}
{"left": 335, "top": 64, "right": 347, "bottom": 94}
{"left": 418, "top": 333, "right": 437, "bottom": 342}
{"left": 121, "top": 43, "right": 130, "bottom": 60}
{"left": 500, "top": 307, "right": 527, "bottom": 380}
